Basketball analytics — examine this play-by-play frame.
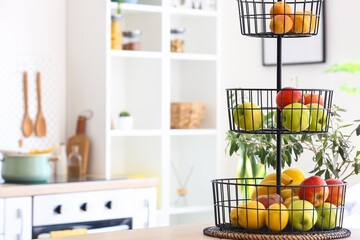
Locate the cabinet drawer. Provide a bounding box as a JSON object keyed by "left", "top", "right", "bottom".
{"left": 33, "top": 189, "right": 134, "bottom": 226}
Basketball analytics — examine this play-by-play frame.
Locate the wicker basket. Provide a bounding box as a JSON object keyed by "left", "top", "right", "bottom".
{"left": 171, "top": 102, "right": 206, "bottom": 129}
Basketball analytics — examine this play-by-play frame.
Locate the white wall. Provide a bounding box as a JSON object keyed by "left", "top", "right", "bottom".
{"left": 0, "top": 0, "right": 67, "bottom": 143}
{"left": 221, "top": 1, "right": 360, "bottom": 185}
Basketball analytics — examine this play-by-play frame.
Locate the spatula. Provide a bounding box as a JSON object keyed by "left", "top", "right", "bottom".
{"left": 35, "top": 72, "right": 47, "bottom": 137}
{"left": 22, "top": 72, "right": 33, "bottom": 137}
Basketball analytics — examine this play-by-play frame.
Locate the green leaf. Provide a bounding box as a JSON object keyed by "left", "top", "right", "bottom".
{"left": 309, "top": 167, "right": 320, "bottom": 174}
{"left": 315, "top": 169, "right": 326, "bottom": 176}
{"left": 325, "top": 62, "right": 360, "bottom": 73}
{"left": 229, "top": 140, "right": 238, "bottom": 156}
{"left": 264, "top": 111, "right": 275, "bottom": 121}
{"left": 356, "top": 124, "right": 360, "bottom": 136}
{"left": 325, "top": 170, "right": 331, "bottom": 180}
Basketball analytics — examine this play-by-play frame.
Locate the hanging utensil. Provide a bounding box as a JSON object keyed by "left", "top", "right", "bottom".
{"left": 35, "top": 72, "right": 47, "bottom": 137}
{"left": 22, "top": 72, "right": 34, "bottom": 137}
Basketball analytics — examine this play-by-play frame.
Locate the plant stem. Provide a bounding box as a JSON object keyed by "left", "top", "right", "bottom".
{"left": 342, "top": 170, "right": 355, "bottom": 181}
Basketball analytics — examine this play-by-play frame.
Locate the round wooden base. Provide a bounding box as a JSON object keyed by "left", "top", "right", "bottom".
{"left": 203, "top": 226, "right": 351, "bottom": 240}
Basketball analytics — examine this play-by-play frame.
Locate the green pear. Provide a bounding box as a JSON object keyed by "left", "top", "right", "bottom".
{"left": 306, "top": 103, "right": 327, "bottom": 131}
{"left": 233, "top": 102, "right": 264, "bottom": 131}
{"left": 282, "top": 103, "right": 310, "bottom": 132}
{"left": 289, "top": 200, "right": 318, "bottom": 231}
{"left": 315, "top": 202, "right": 339, "bottom": 230}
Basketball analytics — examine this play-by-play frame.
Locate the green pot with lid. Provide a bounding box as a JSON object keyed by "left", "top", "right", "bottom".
{"left": 1, "top": 153, "right": 52, "bottom": 183}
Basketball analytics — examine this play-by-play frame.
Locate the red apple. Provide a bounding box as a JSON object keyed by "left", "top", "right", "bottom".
{"left": 276, "top": 87, "right": 304, "bottom": 109}
{"left": 255, "top": 193, "right": 283, "bottom": 209}
{"left": 304, "top": 93, "right": 324, "bottom": 106}
{"left": 325, "top": 179, "right": 344, "bottom": 206}
{"left": 298, "top": 176, "right": 329, "bottom": 207}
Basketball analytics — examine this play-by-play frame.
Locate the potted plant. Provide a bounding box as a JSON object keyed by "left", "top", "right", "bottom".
{"left": 118, "top": 111, "right": 133, "bottom": 130}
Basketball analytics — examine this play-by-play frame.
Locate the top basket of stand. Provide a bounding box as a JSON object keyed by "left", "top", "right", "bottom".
{"left": 237, "top": 0, "right": 324, "bottom": 38}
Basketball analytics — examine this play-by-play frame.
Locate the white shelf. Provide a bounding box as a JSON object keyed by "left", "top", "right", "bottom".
{"left": 111, "top": 50, "right": 162, "bottom": 59}
{"left": 170, "top": 8, "right": 217, "bottom": 17}
{"left": 171, "top": 53, "right": 217, "bottom": 61}
{"left": 170, "top": 129, "right": 217, "bottom": 136}
{"left": 111, "top": 3, "right": 162, "bottom": 13}
{"left": 169, "top": 206, "right": 213, "bottom": 215}
{"left": 111, "top": 129, "right": 162, "bottom": 137}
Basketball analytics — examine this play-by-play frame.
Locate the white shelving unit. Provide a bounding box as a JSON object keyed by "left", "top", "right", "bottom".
{"left": 67, "top": 0, "right": 221, "bottom": 227}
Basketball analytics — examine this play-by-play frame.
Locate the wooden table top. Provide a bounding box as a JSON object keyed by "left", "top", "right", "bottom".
{"left": 35, "top": 223, "right": 359, "bottom": 240}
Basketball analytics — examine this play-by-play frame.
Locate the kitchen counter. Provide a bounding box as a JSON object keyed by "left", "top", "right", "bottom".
{"left": 34, "top": 223, "right": 358, "bottom": 240}
{"left": 0, "top": 177, "right": 158, "bottom": 198}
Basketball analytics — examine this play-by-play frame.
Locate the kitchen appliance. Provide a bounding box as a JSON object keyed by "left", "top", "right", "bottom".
{"left": 32, "top": 189, "right": 134, "bottom": 238}
{"left": 1, "top": 153, "right": 52, "bottom": 183}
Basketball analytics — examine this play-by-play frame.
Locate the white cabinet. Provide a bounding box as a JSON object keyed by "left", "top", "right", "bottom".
{"left": 0, "top": 199, "right": 4, "bottom": 234}
{"left": 4, "top": 197, "right": 32, "bottom": 240}
{"left": 133, "top": 187, "right": 157, "bottom": 229}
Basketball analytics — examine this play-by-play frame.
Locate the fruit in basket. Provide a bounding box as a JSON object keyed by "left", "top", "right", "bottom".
{"left": 261, "top": 172, "right": 293, "bottom": 185}
{"left": 270, "top": 15, "right": 293, "bottom": 34}
{"left": 269, "top": 2, "right": 292, "bottom": 19}
{"left": 299, "top": 176, "right": 329, "bottom": 207}
{"left": 304, "top": 93, "right": 324, "bottom": 106}
{"left": 283, "top": 168, "right": 306, "bottom": 183}
{"left": 238, "top": 201, "right": 266, "bottom": 230}
{"left": 281, "top": 189, "right": 295, "bottom": 200}
{"left": 230, "top": 207, "right": 241, "bottom": 227}
{"left": 251, "top": 183, "right": 281, "bottom": 201}
{"left": 282, "top": 103, "right": 310, "bottom": 132}
{"left": 284, "top": 196, "right": 300, "bottom": 208}
{"left": 315, "top": 202, "right": 338, "bottom": 230}
{"left": 306, "top": 103, "right": 327, "bottom": 131}
{"left": 255, "top": 193, "right": 283, "bottom": 209}
{"left": 276, "top": 87, "right": 304, "bottom": 109}
{"left": 233, "top": 102, "right": 264, "bottom": 131}
{"left": 285, "top": 182, "right": 302, "bottom": 196}
{"left": 289, "top": 200, "right": 318, "bottom": 231}
{"left": 265, "top": 203, "right": 289, "bottom": 232}
{"left": 325, "top": 179, "right": 344, "bottom": 206}
{"left": 290, "top": 11, "right": 318, "bottom": 34}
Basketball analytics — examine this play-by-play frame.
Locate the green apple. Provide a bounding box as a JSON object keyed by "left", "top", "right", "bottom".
{"left": 289, "top": 200, "right": 318, "bottom": 231}
{"left": 282, "top": 103, "right": 310, "bottom": 132}
{"left": 315, "top": 202, "right": 338, "bottom": 230}
{"left": 306, "top": 103, "right": 327, "bottom": 131}
{"left": 233, "top": 102, "right": 264, "bottom": 130}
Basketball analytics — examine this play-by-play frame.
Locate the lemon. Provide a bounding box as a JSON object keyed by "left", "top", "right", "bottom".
{"left": 283, "top": 168, "right": 306, "bottom": 183}
{"left": 238, "top": 201, "right": 266, "bottom": 230}
{"left": 230, "top": 207, "right": 241, "bottom": 227}
{"left": 265, "top": 203, "right": 289, "bottom": 232}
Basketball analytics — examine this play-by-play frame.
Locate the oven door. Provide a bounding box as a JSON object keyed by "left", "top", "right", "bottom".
{"left": 32, "top": 218, "right": 132, "bottom": 239}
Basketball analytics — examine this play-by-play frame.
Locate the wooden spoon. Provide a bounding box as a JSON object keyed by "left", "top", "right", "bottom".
{"left": 35, "top": 72, "right": 47, "bottom": 137}
{"left": 22, "top": 72, "right": 33, "bottom": 137}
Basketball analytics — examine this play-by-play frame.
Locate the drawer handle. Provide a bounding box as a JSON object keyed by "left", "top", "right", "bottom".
{"left": 105, "top": 201, "right": 112, "bottom": 209}
{"left": 80, "top": 203, "right": 87, "bottom": 211}
{"left": 54, "top": 205, "right": 62, "bottom": 214}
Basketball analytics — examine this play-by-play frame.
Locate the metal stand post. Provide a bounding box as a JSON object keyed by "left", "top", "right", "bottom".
{"left": 276, "top": 36, "right": 283, "bottom": 195}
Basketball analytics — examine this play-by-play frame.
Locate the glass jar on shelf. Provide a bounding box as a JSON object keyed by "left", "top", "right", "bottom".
{"left": 67, "top": 145, "right": 83, "bottom": 178}
{"left": 111, "top": 14, "right": 123, "bottom": 50}
{"left": 171, "top": 28, "right": 185, "bottom": 53}
{"left": 122, "top": 30, "right": 142, "bottom": 51}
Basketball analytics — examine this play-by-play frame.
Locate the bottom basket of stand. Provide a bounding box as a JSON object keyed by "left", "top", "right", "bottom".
{"left": 204, "top": 178, "right": 351, "bottom": 240}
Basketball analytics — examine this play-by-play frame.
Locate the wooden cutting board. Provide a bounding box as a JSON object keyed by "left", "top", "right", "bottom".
{"left": 67, "top": 116, "right": 90, "bottom": 175}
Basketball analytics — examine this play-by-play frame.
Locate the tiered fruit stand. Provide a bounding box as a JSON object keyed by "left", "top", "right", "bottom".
{"left": 204, "top": 0, "right": 351, "bottom": 239}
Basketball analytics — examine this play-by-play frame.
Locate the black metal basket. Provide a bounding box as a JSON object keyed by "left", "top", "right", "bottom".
{"left": 237, "top": 0, "right": 324, "bottom": 38}
{"left": 212, "top": 178, "right": 347, "bottom": 233}
{"left": 227, "top": 88, "right": 333, "bottom": 134}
